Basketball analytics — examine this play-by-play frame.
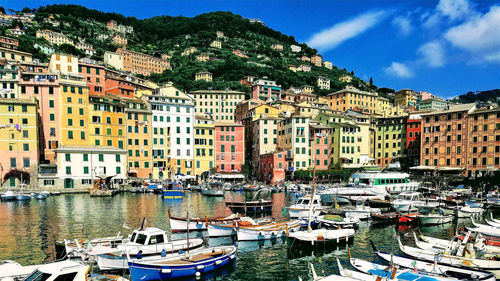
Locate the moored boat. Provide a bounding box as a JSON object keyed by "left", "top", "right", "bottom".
{"left": 457, "top": 205, "right": 484, "bottom": 218}
{"left": 225, "top": 199, "right": 272, "bottom": 215}
{"left": 416, "top": 213, "right": 453, "bottom": 226}
{"left": 0, "top": 190, "right": 16, "bottom": 201}
{"left": 391, "top": 192, "right": 424, "bottom": 212}
{"left": 237, "top": 220, "right": 301, "bottom": 241}
{"left": 168, "top": 209, "right": 240, "bottom": 232}
{"left": 127, "top": 245, "right": 237, "bottom": 281}
{"left": 207, "top": 217, "right": 274, "bottom": 237}
{"left": 288, "top": 194, "right": 327, "bottom": 218}
{"left": 371, "top": 212, "right": 398, "bottom": 224}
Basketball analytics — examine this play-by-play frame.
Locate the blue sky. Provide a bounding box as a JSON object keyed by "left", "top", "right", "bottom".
{"left": 3, "top": 0, "right": 500, "bottom": 98}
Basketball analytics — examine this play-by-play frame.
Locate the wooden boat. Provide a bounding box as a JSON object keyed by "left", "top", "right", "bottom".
{"left": 337, "top": 258, "right": 396, "bottom": 281}
{"left": 236, "top": 220, "right": 301, "bottom": 241}
{"left": 316, "top": 215, "right": 359, "bottom": 228}
{"left": 287, "top": 227, "right": 355, "bottom": 247}
{"left": 92, "top": 227, "right": 204, "bottom": 270}
{"left": 168, "top": 209, "right": 239, "bottom": 232}
{"left": 398, "top": 213, "right": 420, "bottom": 224}
{"left": 0, "top": 260, "right": 128, "bottom": 281}
{"left": 372, "top": 241, "right": 496, "bottom": 281}
{"left": 396, "top": 236, "right": 500, "bottom": 278}
{"left": 127, "top": 245, "right": 236, "bottom": 281}
{"left": 367, "top": 198, "right": 392, "bottom": 209}
{"left": 225, "top": 199, "right": 272, "bottom": 215}
{"left": 416, "top": 213, "right": 453, "bottom": 226}
{"left": 207, "top": 217, "right": 274, "bottom": 237}
{"left": 350, "top": 257, "right": 464, "bottom": 281}
{"left": 371, "top": 212, "right": 398, "bottom": 224}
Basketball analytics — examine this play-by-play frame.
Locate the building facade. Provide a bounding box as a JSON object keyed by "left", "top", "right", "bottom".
{"left": 191, "top": 89, "right": 245, "bottom": 122}
{"left": 215, "top": 123, "right": 244, "bottom": 173}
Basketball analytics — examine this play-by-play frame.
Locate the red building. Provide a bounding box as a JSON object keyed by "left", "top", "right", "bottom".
{"left": 310, "top": 123, "right": 331, "bottom": 170}
{"left": 406, "top": 114, "right": 422, "bottom": 167}
{"left": 78, "top": 59, "right": 105, "bottom": 96}
{"left": 259, "top": 150, "right": 287, "bottom": 184}
{"left": 104, "top": 69, "right": 135, "bottom": 98}
{"left": 215, "top": 123, "right": 245, "bottom": 173}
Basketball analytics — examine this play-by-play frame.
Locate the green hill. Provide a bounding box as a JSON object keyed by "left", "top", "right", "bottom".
{"left": 5, "top": 4, "right": 378, "bottom": 95}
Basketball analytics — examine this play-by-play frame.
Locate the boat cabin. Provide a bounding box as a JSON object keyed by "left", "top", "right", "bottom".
{"left": 296, "top": 195, "right": 321, "bottom": 206}
{"left": 22, "top": 261, "right": 89, "bottom": 281}
{"left": 129, "top": 227, "right": 169, "bottom": 245}
{"left": 395, "top": 192, "right": 423, "bottom": 201}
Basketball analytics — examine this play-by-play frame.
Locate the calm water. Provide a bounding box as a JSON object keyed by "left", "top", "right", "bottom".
{"left": 0, "top": 191, "right": 485, "bottom": 281}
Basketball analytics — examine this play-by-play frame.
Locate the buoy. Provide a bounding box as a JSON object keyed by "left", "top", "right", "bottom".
{"left": 195, "top": 272, "right": 201, "bottom": 278}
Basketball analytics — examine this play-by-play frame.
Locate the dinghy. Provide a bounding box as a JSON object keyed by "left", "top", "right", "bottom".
{"left": 416, "top": 212, "right": 453, "bottom": 226}
{"left": 168, "top": 209, "right": 240, "bottom": 232}
{"left": 207, "top": 217, "right": 274, "bottom": 237}
{"left": 467, "top": 218, "right": 500, "bottom": 238}
{"left": 316, "top": 215, "right": 359, "bottom": 228}
{"left": 371, "top": 241, "right": 496, "bottom": 281}
{"left": 127, "top": 246, "right": 236, "bottom": 281}
{"left": 237, "top": 220, "right": 301, "bottom": 241}
{"left": 337, "top": 258, "right": 396, "bottom": 281}
{"left": 396, "top": 236, "right": 500, "bottom": 278}
{"left": 457, "top": 205, "right": 484, "bottom": 218}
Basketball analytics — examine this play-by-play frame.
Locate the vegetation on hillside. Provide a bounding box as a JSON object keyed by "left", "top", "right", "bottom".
{"left": 451, "top": 89, "right": 500, "bottom": 104}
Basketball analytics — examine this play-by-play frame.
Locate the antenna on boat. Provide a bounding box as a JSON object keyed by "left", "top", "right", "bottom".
{"left": 139, "top": 217, "right": 146, "bottom": 231}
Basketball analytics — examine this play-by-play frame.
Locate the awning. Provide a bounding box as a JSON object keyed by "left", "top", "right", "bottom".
{"left": 409, "top": 166, "right": 436, "bottom": 170}
{"left": 213, "top": 173, "right": 245, "bottom": 179}
{"left": 437, "top": 167, "right": 465, "bottom": 171}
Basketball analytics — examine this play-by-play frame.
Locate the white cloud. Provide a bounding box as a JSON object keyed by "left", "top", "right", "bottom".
{"left": 444, "top": 5, "right": 500, "bottom": 62}
{"left": 437, "top": 0, "right": 473, "bottom": 21}
{"left": 392, "top": 16, "right": 412, "bottom": 36}
{"left": 418, "top": 41, "right": 445, "bottom": 67}
{"left": 384, "top": 62, "right": 414, "bottom": 78}
{"left": 307, "top": 10, "right": 388, "bottom": 51}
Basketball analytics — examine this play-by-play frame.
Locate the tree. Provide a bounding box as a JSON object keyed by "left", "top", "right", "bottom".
{"left": 369, "top": 77, "right": 373, "bottom": 85}
{"left": 0, "top": 7, "right": 5, "bottom": 14}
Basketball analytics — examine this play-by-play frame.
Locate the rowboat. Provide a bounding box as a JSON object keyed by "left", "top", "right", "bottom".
{"left": 467, "top": 218, "right": 500, "bottom": 238}
{"left": 350, "top": 256, "right": 463, "bottom": 281}
{"left": 236, "top": 220, "right": 301, "bottom": 241}
{"left": 457, "top": 205, "right": 484, "bottom": 218}
{"left": 416, "top": 213, "right": 453, "bottom": 226}
{"left": 207, "top": 217, "right": 274, "bottom": 237}
{"left": 337, "top": 258, "right": 395, "bottom": 281}
{"left": 225, "top": 199, "right": 272, "bottom": 215}
{"left": 398, "top": 213, "right": 420, "bottom": 224}
{"left": 168, "top": 209, "right": 239, "bottom": 232}
{"left": 372, "top": 241, "right": 496, "bottom": 281}
{"left": 127, "top": 246, "right": 236, "bottom": 281}
{"left": 371, "top": 212, "right": 398, "bottom": 224}
{"left": 287, "top": 228, "right": 355, "bottom": 247}
{"left": 316, "top": 215, "right": 359, "bottom": 228}
{"left": 297, "top": 262, "right": 358, "bottom": 281}
{"left": 396, "top": 236, "right": 500, "bottom": 278}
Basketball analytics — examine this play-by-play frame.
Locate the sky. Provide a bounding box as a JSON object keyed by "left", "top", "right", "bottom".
{"left": 2, "top": 0, "right": 500, "bottom": 99}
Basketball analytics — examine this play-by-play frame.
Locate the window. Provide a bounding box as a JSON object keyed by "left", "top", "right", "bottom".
{"left": 66, "top": 167, "right": 71, "bottom": 175}
{"left": 98, "top": 154, "right": 104, "bottom": 162}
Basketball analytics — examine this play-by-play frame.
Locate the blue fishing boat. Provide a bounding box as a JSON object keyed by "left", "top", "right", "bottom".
{"left": 127, "top": 245, "right": 237, "bottom": 280}
{"left": 163, "top": 182, "right": 184, "bottom": 199}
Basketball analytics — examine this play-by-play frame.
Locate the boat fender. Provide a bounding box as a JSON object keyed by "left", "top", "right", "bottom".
{"left": 215, "top": 260, "right": 222, "bottom": 265}
{"left": 196, "top": 265, "right": 205, "bottom": 270}
{"left": 336, "top": 238, "right": 339, "bottom": 243}
{"left": 271, "top": 232, "right": 275, "bottom": 236}
{"left": 259, "top": 232, "right": 263, "bottom": 236}
{"left": 161, "top": 269, "right": 172, "bottom": 274}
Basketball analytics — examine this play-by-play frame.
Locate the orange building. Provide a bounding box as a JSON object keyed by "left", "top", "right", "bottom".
{"left": 115, "top": 48, "right": 170, "bottom": 76}
{"left": 78, "top": 58, "right": 105, "bottom": 96}
{"left": 327, "top": 86, "right": 378, "bottom": 114}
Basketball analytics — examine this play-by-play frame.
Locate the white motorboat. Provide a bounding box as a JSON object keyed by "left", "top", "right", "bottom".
{"left": 397, "top": 236, "right": 500, "bottom": 278}
{"left": 336, "top": 258, "right": 392, "bottom": 281}
{"left": 287, "top": 228, "right": 355, "bottom": 246}
{"left": 467, "top": 218, "right": 500, "bottom": 238}
{"left": 416, "top": 213, "right": 453, "bottom": 226}
{"left": 236, "top": 220, "right": 301, "bottom": 241}
{"left": 343, "top": 203, "right": 381, "bottom": 220}
{"left": 373, "top": 245, "right": 496, "bottom": 281}
{"left": 92, "top": 227, "right": 203, "bottom": 271}
{"left": 318, "top": 184, "right": 385, "bottom": 203}
{"left": 391, "top": 192, "right": 424, "bottom": 212}
{"left": 457, "top": 205, "right": 484, "bottom": 218}
{"left": 0, "top": 260, "right": 128, "bottom": 281}
{"left": 287, "top": 194, "right": 327, "bottom": 218}
{"left": 316, "top": 215, "right": 359, "bottom": 228}
{"left": 349, "top": 171, "right": 419, "bottom": 195}
{"left": 486, "top": 213, "right": 500, "bottom": 227}
{"left": 0, "top": 190, "right": 16, "bottom": 201}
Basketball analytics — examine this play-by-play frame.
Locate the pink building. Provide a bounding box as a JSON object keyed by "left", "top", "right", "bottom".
{"left": 251, "top": 79, "right": 281, "bottom": 101}
{"left": 259, "top": 150, "right": 287, "bottom": 184}
{"left": 215, "top": 123, "right": 245, "bottom": 173}
{"left": 18, "top": 63, "right": 60, "bottom": 163}
{"left": 310, "top": 123, "right": 330, "bottom": 170}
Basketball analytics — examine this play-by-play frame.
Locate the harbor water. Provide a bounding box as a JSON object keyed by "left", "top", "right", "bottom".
{"left": 0, "top": 191, "right": 489, "bottom": 281}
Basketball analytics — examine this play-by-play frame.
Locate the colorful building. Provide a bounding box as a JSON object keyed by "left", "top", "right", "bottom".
{"left": 419, "top": 98, "right": 448, "bottom": 111}
{"left": 115, "top": 48, "right": 170, "bottom": 76}
{"left": 215, "top": 123, "right": 244, "bottom": 173}
{"left": 252, "top": 116, "right": 280, "bottom": 176}
{"left": 0, "top": 47, "right": 32, "bottom": 63}
{"left": 78, "top": 58, "right": 105, "bottom": 96}
{"left": 88, "top": 93, "right": 126, "bottom": 150}
{"left": 252, "top": 79, "right": 281, "bottom": 101}
{"left": 191, "top": 89, "right": 245, "bottom": 122}
{"left": 311, "top": 54, "right": 322, "bottom": 67}
{"left": 125, "top": 98, "right": 152, "bottom": 179}
{"left": 0, "top": 98, "right": 38, "bottom": 187}
{"left": 394, "top": 89, "right": 417, "bottom": 108}
{"left": 309, "top": 122, "right": 331, "bottom": 170}
{"left": 277, "top": 116, "right": 311, "bottom": 171}
{"left": 194, "top": 71, "right": 212, "bottom": 82}
{"left": 327, "top": 86, "right": 378, "bottom": 114}
{"left": 317, "top": 76, "right": 330, "bottom": 90}
{"left": 259, "top": 150, "right": 287, "bottom": 184}
{"left": 374, "top": 116, "right": 407, "bottom": 168}
{"left": 193, "top": 114, "right": 215, "bottom": 177}
{"left": 0, "top": 61, "right": 19, "bottom": 99}
{"left": 406, "top": 113, "right": 422, "bottom": 167}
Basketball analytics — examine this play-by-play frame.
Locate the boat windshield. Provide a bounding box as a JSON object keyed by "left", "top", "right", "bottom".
{"left": 135, "top": 233, "right": 148, "bottom": 245}
{"left": 300, "top": 199, "right": 310, "bottom": 205}
{"left": 399, "top": 195, "right": 413, "bottom": 200}
{"left": 358, "top": 178, "right": 370, "bottom": 185}
{"left": 130, "top": 231, "right": 137, "bottom": 242}
{"left": 24, "top": 270, "right": 52, "bottom": 281}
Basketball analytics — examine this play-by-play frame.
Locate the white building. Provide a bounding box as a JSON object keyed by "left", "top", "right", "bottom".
{"left": 145, "top": 82, "right": 195, "bottom": 179}
{"left": 277, "top": 116, "right": 311, "bottom": 171}
{"left": 291, "top": 45, "right": 302, "bottom": 53}
{"left": 55, "top": 146, "right": 127, "bottom": 189}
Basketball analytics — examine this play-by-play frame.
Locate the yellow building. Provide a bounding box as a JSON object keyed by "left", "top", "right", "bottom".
{"left": 394, "top": 89, "right": 417, "bottom": 108}
{"left": 327, "top": 86, "right": 378, "bottom": 114}
{"left": 294, "top": 100, "right": 329, "bottom": 118}
{"left": 125, "top": 98, "right": 152, "bottom": 179}
{"left": 88, "top": 93, "right": 126, "bottom": 149}
{"left": 195, "top": 71, "right": 213, "bottom": 82}
{"left": 49, "top": 53, "right": 78, "bottom": 75}
{"left": 36, "top": 30, "right": 74, "bottom": 46}
{"left": 210, "top": 40, "right": 222, "bottom": 49}
{"left": 104, "top": 51, "right": 124, "bottom": 71}
{"left": 191, "top": 89, "right": 245, "bottom": 122}
{"left": 193, "top": 114, "right": 215, "bottom": 177}
{"left": 59, "top": 74, "right": 90, "bottom": 146}
{"left": 0, "top": 47, "right": 32, "bottom": 63}
{"left": 0, "top": 98, "right": 38, "bottom": 187}
{"left": 376, "top": 96, "right": 392, "bottom": 116}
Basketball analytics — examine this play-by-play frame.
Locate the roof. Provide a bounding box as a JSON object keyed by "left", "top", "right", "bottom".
{"left": 215, "top": 122, "right": 244, "bottom": 127}
{"left": 190, "top": 89, "right": 244, "bottom": 95}
{"left": 54, "top": 146, "right": 127, "bottom": 153}
{"left": 419, "top": 103, "right": 475, "bottom": 116}
{"left": 0, "top": 97, "right": 36, "bottom": 105}
{"left": 328, "top": 86, "right": 377, "bottom": 97}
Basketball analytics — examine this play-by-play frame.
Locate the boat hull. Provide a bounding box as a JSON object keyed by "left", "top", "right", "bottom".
{"left": 417, "top": 215, "right": 453, "bottom": 226}
{"left": 237, "top": 221, "right": 301, "bottom": 241}
{"left": 201, "top": 189, "right": 224, "bottom": 196}
{"left": 207, "top": 224, "right": 236, "bottom": 237}
{"left": 457, "top": 207, "right": 484, "bottom": 218}
{"left": 163, "top": 190, "right": 183, "bottom": 199}
{"left": 225, "top": 200, "right": 272, "bottom": 215}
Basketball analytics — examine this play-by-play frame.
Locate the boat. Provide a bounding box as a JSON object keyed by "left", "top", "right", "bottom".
{"left": 0, "top": 190, "right": 16, "bottom": 201}
{"left": 467, "top": 218, "right": 500, "bottom": 238}
{"left": 33, "top": 192, "right": 48, "bottom": 200}
{"left": 350, "top": 256, "right": 464, "bottom": 281}
{"left": 415, "top": 231, "right": 500, "bottom": 256}
{"left": 372, "top": 241, "right": 496, "bottom": 281}
{"left": 416, "top": 212, "right": 453, "bottom": 226}
{"left": 225, "top": 199, "right": 272, "bottom": 215}
{"left": 457, "top": 205, "right": 484, "bottom": 218}
{"left": 168, "top": 209, "right": 240, "bottom": 232}
{"left": 287, "top": 194, "right": 327, "bottom": 218}
{"left": 163, "top": 182, "right": 184, "bottom": 199}
{"left": 207, "top": 217, "right": 274, "bottom": 237}
{"left": 486, "top": 191, "right": 500, "bottom": 210}
{"left": 316, "top": 215, "right": 359, "bottom": 228}
{"left": 486, "top": 213, "right": 500, "bottom": 227}
{"left": 56, "top": 234, "right": 126, "bottom": 259}
{"left": 391, "top": 192, "right": 424, "bottom": 212}
{"left": 0, "top": 260, "right": 128, "bottom": 281}
{"left": 127, "top": 245, "right": 237, "bottom": 281}
{"left": 243, "top": 183, "right": 260, "bottom": 191}
{"left": 15, "top": 193, "right": 31, "bottom": 201}
{"left": 396, "top": 236, "right": 500, "bottom": 278}
{"left": 371, "top": 212, "right": 399, "bottom": 224}
{"left": 287, "top": 227, "right": 355, "bottom": 247}
{"left": 298, "top": 262, "right": 359, "bottom": 281}
{"left": 92, "top": 226, "right": 204, "bottom": 271}
{"left": 440, "top": 205, "right": 459, "bottom": 216}
{"left": 367, "top": 198, "right": 392, "bottom": 209}
{"left": 349, "top": 171, "right": 419, "bottom": 195}
{"left": 237, "top": 220, "right": 302, "bottom": 241}
{"left": 201, "top": 182, "right": 224, "bottom": 197}
{"left": 318, "top": 184, "right": 386, "bottom": 203}
{"left": 398, "top": 213, "right": 420, "bottom": 225}
{"left": 343, "top": 202, "right": 382, "bottom": 220}
{"left": 337, "top": 258, "right": 395, "bottom": 281}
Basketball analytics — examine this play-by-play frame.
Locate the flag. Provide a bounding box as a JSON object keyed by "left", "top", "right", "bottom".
{"left": 392, "top": 228, "right": 397, "bottom": 238}
{"left": 412, "top": 260, "right": 417, "bottom": 272}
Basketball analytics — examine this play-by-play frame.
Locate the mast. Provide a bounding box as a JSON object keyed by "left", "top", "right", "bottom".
{"left": 186, "top": 205, "right": 190, "bottom": 257}
{"left": 307, "top": 130, "right": 317, "bottom": 233}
